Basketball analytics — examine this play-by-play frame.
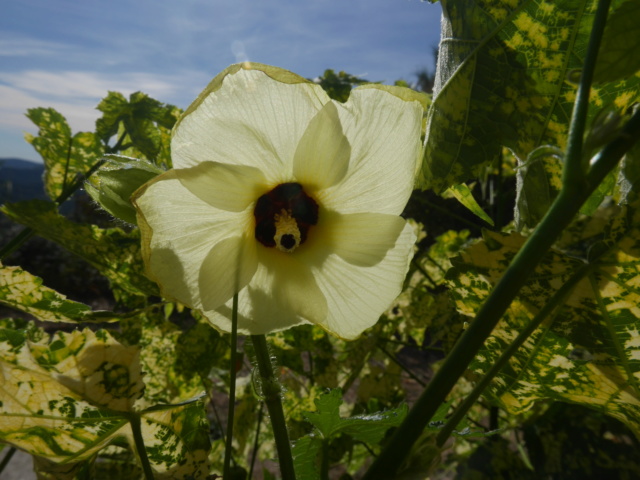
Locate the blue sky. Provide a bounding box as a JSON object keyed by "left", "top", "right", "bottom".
{"left": 1, "top": 0, "right": 442, "bottom": 163}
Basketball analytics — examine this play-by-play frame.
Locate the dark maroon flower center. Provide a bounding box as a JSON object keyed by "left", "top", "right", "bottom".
{"left": 253, "top": 183, "right": 319, "bottom": 252}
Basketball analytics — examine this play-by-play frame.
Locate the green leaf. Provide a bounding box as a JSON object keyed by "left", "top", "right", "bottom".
{"left": 0, "top": 200, "right": 158, "bottom": 298}
{"left": 24, "top": 108, "right": 104, "bottom": 201}
{"left": 136, "top": 312, "right": 209, "bottom": 406}
{"left": 292, "top": 435, "right": 322, "bottom": 480}
{"left": 522, "top": 403, "right": 640, "bottom": 479}
{"left": 514, "top": 146, "right": 564, "bottom": 228}
{"left": 420, "top": 0, "right": 640, "bottom": 193}
{"left": 304, "top": 389, "right": 408, "bottom": 443}
{"left": 594, "top": 0, "right": 640, "bottom": 83}
{"left": 0, "top": 262, "right": 91, "bottom": 323}
{"left": 30, "top": 328, "right": 145, "bottom": 411}
{"left": 314, "top": 69, "right": 369, "bottom": 102}
{"left": 96, "top": 91, "right": 181, "bottom": 164}
{"left": 0, "top": 263, "right": 134, "bottom": 325}
{"left": 85, "top": 155, "right": 164, "bottom": 224}
{"left": 444, "top": 184, "right": 494, "bottom": 226}
{"left": 446, "top": 202, "right": 640, "bottom": 436}
{"left": 0, "top": 328, "right": 211, "bottom": 478}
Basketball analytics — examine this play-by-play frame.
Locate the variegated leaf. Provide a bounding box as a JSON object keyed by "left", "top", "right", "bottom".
{"left": 0, "top": 262, "right": 91, "bottom": 323}
{"left": 421, "top": 0, "right": 640, "bottom": 193}
{"left": 0, "top": 200, "right": 157, "bottom": 298}
{"left": 447, "top": 202, "right": 640, "bottom": 436}
{"left": 0, "top": 263, "right": 132, "bottom": 324}
{"left": 0, "top": 327, "right": 211, "bottom": 478}
{"left": 24, "top": 108, "right": 104, "bottom": 201}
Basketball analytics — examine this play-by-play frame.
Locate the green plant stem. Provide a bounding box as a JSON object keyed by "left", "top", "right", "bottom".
{"left": 248, "top": 402, "right": 265, "bottom": 480}
{"left": 588, "top": 108, "right": 640, "bottom": 187}
{"left": 377, "top": 341, "right": 426, "bottom": 387}
{"left": 0, "top": 228, "right": 36, "bottom": 261}
{"left": 435, "top": 262, "right": 595, "bottom": 446}
{"left": 251, "top": 334, "right": 296, "bottom": 480}
{"left": 321, "top": 440, "right": 330, "bottom": 480}
{"left": 363, "top": 190, "right": 589, "bottom": 480}
{"left": 367, "top": 108, "right": 640, "bottom": 480}
{"left": 128, "top": 413, "right": 155, "bottom": 480}
{"left": 362, "top": 3, "right": 621, "bottom": 477}
{"left": 223, "top": 293, "right": 240, "bottom": 479}
{"left": 563, "top": 0, "right": 611, "bottom": 183}
{"left": 0, "top": 447, "right": 16, "bottom": 474}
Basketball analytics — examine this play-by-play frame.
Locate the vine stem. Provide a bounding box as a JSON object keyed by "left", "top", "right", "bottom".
{"left": 0, "top": 157, "right": 107, "bottom": 261}
{"left": 248, "top": 402, "right": 264, "bottom": 479}
{"left": 128, "top": 412, "right": 155, "bottom": 480}
{"left": 362, "top": 2, "right": 616, "bottom": 478}
{"left": 223, "top": 293, "right": 240, "bottom": 478}
{"left": 0, "top": 447, "right": 16, "bottom": 474}
{"left": 435, "top": 261, "right": 596, "bottom": 445}
{"left": 250, "top": 334, "right": 296, "bottom": 480}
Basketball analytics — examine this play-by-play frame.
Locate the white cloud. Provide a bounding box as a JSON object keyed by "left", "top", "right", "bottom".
{"left": 0, "top": 69, "right": 210, "bottom": 135}
{"left": 0, "top": 37, "right": 73, "bottom": 57}
{"left": 0, "top": 70, "right": 199, "bottom": 101}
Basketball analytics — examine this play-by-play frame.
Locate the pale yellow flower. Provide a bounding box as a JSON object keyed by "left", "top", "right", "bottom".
{"left": 133, "top": 63, "right": 423, "bottom": 340}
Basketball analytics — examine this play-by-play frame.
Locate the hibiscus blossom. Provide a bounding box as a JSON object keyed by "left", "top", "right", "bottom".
{"left": 133, "top": 63, "right": 423, "bottom": 340}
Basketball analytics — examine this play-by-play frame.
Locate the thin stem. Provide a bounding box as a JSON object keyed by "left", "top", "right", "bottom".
{"left": 0, "top": 228, "right": 35, "bottom": 261}
{"left": 588, "top": 108, "right": 640, "bottom": 188}
{"left": 435, "top": 262, "right": 594, "bottom": 446}
{"left": 108, "top": 131, "right": 128, "bottom": 154}
{"left": 320, "top": 440, "right": 330, "bottom": 480}
{"left": 377, "top": 342, "right": 426, "bottom": 387}
{"left": 0, "top": 447, "right": 16, "bottom": 474}
{"left": 223, "top": 293, "right": 240, "bottom": 478}
{"left": 128, "top": 413, "right": 155, "bottom": 480}
{"left": 200, "top": 372, "right": 226, "bottom": 446}
{"left": 411, "top": 257, "right": 437, "bottom": 288}
{"left": 250, "top": 334, "right": 296, "bottom": 480}
{"left": 248, "top": 402, "right": 264, "bottom": 480}
{"left": 563, "top": 0, "right": 611, "bottom": 185}
{"left": 421, "top": 198, "right": 486, "bottom": 231}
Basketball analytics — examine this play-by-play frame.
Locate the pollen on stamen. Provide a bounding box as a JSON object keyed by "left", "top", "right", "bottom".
{"left": 274, "top": 209, "right": 302, "bottom": 252}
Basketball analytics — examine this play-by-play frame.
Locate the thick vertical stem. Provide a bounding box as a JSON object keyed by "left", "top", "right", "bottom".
{"left": 251, "top": 334, "right": 296, "bottom": 480}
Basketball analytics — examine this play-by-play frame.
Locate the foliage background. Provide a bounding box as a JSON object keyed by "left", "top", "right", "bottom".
{"left": 2, "top": 0, "right": 640, "bottom": 479}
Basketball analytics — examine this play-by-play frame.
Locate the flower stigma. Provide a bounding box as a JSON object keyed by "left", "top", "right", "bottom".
{"left": 254, "top": 182, "right": 319, "bottom": 253}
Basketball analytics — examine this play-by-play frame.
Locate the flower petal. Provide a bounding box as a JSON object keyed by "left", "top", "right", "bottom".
{"left": 175, "top": 161, "right": 268, "bottom": 212}
{"left": 199, "top": 235, "right": 258, "bottom": 311}
{"left": 132, "top": 170, "right": 252, "bottom": 307}
{"left": 293, "top": 101, "right": 350, "bottom": 191}
{"left": 323, "top": 211, "right": 407, "bottom": 267}
{"left": 203, "top": 248, "right": 326, "bottom": 335}
{"left": 256, "top": 247, "right": 328, "bottom": 322}
{"left": 317, "top": 87, "right": 423, "bottom": 215}
{"left": 172, "top": 64, "right": 330, "bottom": 185}
{"left": 311, "top": 221, "right": 416, "bottom": 340}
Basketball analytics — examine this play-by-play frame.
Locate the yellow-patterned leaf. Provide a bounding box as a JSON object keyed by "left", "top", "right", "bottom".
{"left": 447, "top": 202, "right": 640, "bottom": 436}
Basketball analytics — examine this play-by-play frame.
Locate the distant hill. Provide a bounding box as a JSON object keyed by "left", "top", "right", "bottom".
{"left": 0, "top": 157, "right": 46, "bottom": 203}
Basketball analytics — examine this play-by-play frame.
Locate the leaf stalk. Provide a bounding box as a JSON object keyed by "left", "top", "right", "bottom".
{"left": 128, "top": 412, "right": 155, "bottom": 480}
{"left": 251, "top": 334, "right": 296, "bottom": 480}
{"left": 223, "top": 293, "right": 240, "bottom": 479}
{"left": 435, "top": 261, "right": 596, "bottom": 446}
